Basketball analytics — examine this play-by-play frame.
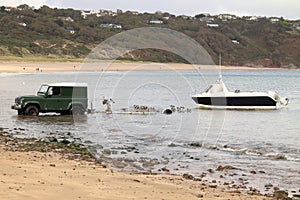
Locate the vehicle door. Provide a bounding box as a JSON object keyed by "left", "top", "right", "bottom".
{"left": 45, "top": 86, "right": 63, "bottom": 111}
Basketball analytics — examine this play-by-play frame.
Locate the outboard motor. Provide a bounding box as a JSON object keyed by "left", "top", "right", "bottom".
{"left": 279, "top": 97, "right": 289, "bottom": 106}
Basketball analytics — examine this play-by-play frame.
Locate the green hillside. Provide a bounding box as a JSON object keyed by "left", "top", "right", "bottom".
{"left": 0, "top": 5, "right": 299, "bottom": 68}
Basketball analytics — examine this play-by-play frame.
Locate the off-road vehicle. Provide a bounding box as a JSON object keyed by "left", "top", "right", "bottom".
{"left": 11, "top": 83, "right": 88, "bottom": 116}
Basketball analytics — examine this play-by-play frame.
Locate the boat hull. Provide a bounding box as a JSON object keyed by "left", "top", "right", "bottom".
{"left": 192, "top": 96, "right": 277, "bottom": 110}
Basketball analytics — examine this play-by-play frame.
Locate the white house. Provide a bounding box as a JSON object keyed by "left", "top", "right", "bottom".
{"left": 18, "top": 22, "right": 27, "bottom": 27}
{"left": 218, "top": 14, "right": 237, "bottom": 20}
{"left": 59, "top": 16, "right": 74, "bottom": 22}
{"left": 293, "top": 22, "right": 300, "bottom": 30}
{"left": 81, "top": 10, "right": 100, "bottom": 19}
{"left": 270, "top": 17, "right": 280, "bottom": 23}
{"left": 129, "top": 11, "right": 139, "bottom": 15}
{"left": 249, "top": 16, "right": 258, "bottom": 21}
{"left": 100, "top": 24, "right": 122, "bottom": 29}
{"left": 231, "top": 40, "right": 240, "bottom": 45}
{"left": 113, "top": 24, "right": 122, "bottom": 29}
{"left": 207, "top": 24, "right": 219, "bottom": 28}
{"left": 148, "top": 20, "right": 164, "bottom": 24}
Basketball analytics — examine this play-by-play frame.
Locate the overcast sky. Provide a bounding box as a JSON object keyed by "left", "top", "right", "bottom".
{"left": 1, "top": 0, "right": 299, "bottom": 20}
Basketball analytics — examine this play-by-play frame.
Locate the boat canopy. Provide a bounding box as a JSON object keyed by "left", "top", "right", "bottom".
{"left": 205, "top": 76, "right": 228, "bottom": 94}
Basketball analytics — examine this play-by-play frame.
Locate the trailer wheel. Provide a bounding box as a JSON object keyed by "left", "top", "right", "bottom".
{"left": 70, "top": 105, "right": 84, "bottom": 115}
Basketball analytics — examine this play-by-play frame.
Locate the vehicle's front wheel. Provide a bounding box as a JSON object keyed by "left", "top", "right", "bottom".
{"left": 70, "top": 105, "right": 84, "bottom": 115}
{"left": 25, "top": 105, "right": 39, "bottom": 116}
{"left": 17, "top": 109, "right": 24, "bottom": 115}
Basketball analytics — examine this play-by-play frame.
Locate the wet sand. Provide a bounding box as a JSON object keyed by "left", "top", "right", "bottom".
{"left": 0, "top": 61, "right": 281, "bottom": 73}
{"left": 0, "top": 129, "right": 271, "bottom": 200}
{"left": 0, "top": 148, "right": 270, "bottom": 200}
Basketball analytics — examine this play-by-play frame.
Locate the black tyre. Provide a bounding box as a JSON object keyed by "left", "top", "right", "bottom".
{"left": 17, "top": 110, "right": 24, "bottom": 115}
{"left": 25, "top": 105, "right": 39, "bottom": 116}
{"left": 70, "top": 105, "right": 84, "bottom": 115}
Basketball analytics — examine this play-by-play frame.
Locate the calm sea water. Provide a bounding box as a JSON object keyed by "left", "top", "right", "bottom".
{"left": 0, "top": 69, "right": 299, "bottom": 194}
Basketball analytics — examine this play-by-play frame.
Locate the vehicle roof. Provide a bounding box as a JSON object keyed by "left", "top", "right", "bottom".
{"left": 44, "top": 82, "right": 88, "bottom": 87}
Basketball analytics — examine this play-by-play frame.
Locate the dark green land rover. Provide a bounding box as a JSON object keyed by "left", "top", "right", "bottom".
{"left": 11, "top": 83, "right": 88, "bottom": 116}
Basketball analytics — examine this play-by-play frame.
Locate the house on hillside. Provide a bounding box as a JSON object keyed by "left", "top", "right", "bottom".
{"left": 178, "top": 15, "right": 190, "bottom": 20}
{"left": 127, "top": 11, "right": 139, "bottom": 15}
{"left": 270, "top": 17, "right": 280, "bottom": 23}
{"left": 65, "top": 27, "right": 75, "bottom": 34}
{"left": 148, "top": 20, "right": 164, "bottom": 24}
{"left": 249, "top": 16, "right": 258, "bottom": 21}
{"left": 81, "top": 10, "right": 100, "bottom": 19}
{"left": 117, "top": 9, "right": 123, "bottom": 14}
{"left": 207, "top": 23, "right": 219, "bottom": 28}
{"left": 244, "top": 16, "right": 258, "bottom": 21}
{"left": 18, "top": 22, "right": 27, "bottom": 27}
{"left": 99, "top": 10, "right": 117, "bottom": 17}
{"left": 113, "top": 24, "right": 122, "bottom": 29}
{"left": 293, "top": 22, "right": 300, "bottom": 31}
{"left": 5, "top": 6, "right": 16, "bottom": 12}
{"left": 231, "top": 40, "right": 240, "bottom": 45}
{"left": 218, "top": 14, "right": 237, "bottom": 20}
{"left": 59, "top": 16, "right": 74, "bottom": 22}
{"left": 65, "top": 17, "right": 74, "bottom": 22}
{"left": 100, "top": 24, "right": 122, "bottom": 29}
{"left": 200, "top": 16, "right": 215, "bottom": 23}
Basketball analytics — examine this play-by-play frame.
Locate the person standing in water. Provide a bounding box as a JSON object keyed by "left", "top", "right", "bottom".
{"left": 102, "top": 97, "right": 115, "bottom": 113}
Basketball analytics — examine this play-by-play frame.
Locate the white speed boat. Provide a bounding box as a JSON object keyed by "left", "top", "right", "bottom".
{"left": 192, "top": 75, "right": 289, "bottom": 110}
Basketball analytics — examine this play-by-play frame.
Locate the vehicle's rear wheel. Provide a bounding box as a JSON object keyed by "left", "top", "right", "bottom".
{"left": 70, "top": 105, "right": 84, "bottom": 115}
{"left": 25, "top": 105, "right": 39, "bottom": 116}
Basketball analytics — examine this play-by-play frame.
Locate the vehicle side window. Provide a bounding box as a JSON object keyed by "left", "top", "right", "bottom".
{"left": 52, "top": 87, "right": 60, "bottom": 96}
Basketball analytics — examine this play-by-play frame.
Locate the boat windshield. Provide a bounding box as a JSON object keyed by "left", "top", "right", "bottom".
{"left": 205, "top": 85, "right": 213, "bottom": 93}
{"left": 37, "top": 85, "right": 49, "bottom": 95}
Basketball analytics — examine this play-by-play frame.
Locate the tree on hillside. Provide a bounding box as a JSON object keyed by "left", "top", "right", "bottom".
{"left": 17, "top": 4, "right": 33, "bottom": 10}
{"left": 39, "top": 5, "right": 55, "bottom": 15}
{"left": 195, "top": 14, "right": 206, "bottom": 19}
{"left": 0, "top": 6, "right": 5, "bottom": 12}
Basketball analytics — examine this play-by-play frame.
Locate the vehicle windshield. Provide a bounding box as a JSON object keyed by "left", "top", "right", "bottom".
{"left": 37, "top": 85, "right": 49, "bottom": 95}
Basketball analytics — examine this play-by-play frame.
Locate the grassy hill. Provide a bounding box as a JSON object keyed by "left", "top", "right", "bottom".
{"left": 0, "top": 5, "right": 299, "bottom": 68}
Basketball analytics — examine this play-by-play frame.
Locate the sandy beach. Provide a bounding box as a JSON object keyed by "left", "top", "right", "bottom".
{"left": 0, "top": 61, "right": 283, "bottom": 73}
{"left": 0, "top": 148, "right": 271, "bottom": 200}
{"left": 0, "top": 128, "right": 274, "bottom": 200}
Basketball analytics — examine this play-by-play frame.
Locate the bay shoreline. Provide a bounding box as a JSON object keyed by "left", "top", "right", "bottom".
{"left": 1, "top": 61, "right": 296, "bottom": 199}
{"left": 0, "top": 61, "right": 295, "bottom": 73}
{"left": 0, "top": 128, "right": 275, "bottom": 200}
